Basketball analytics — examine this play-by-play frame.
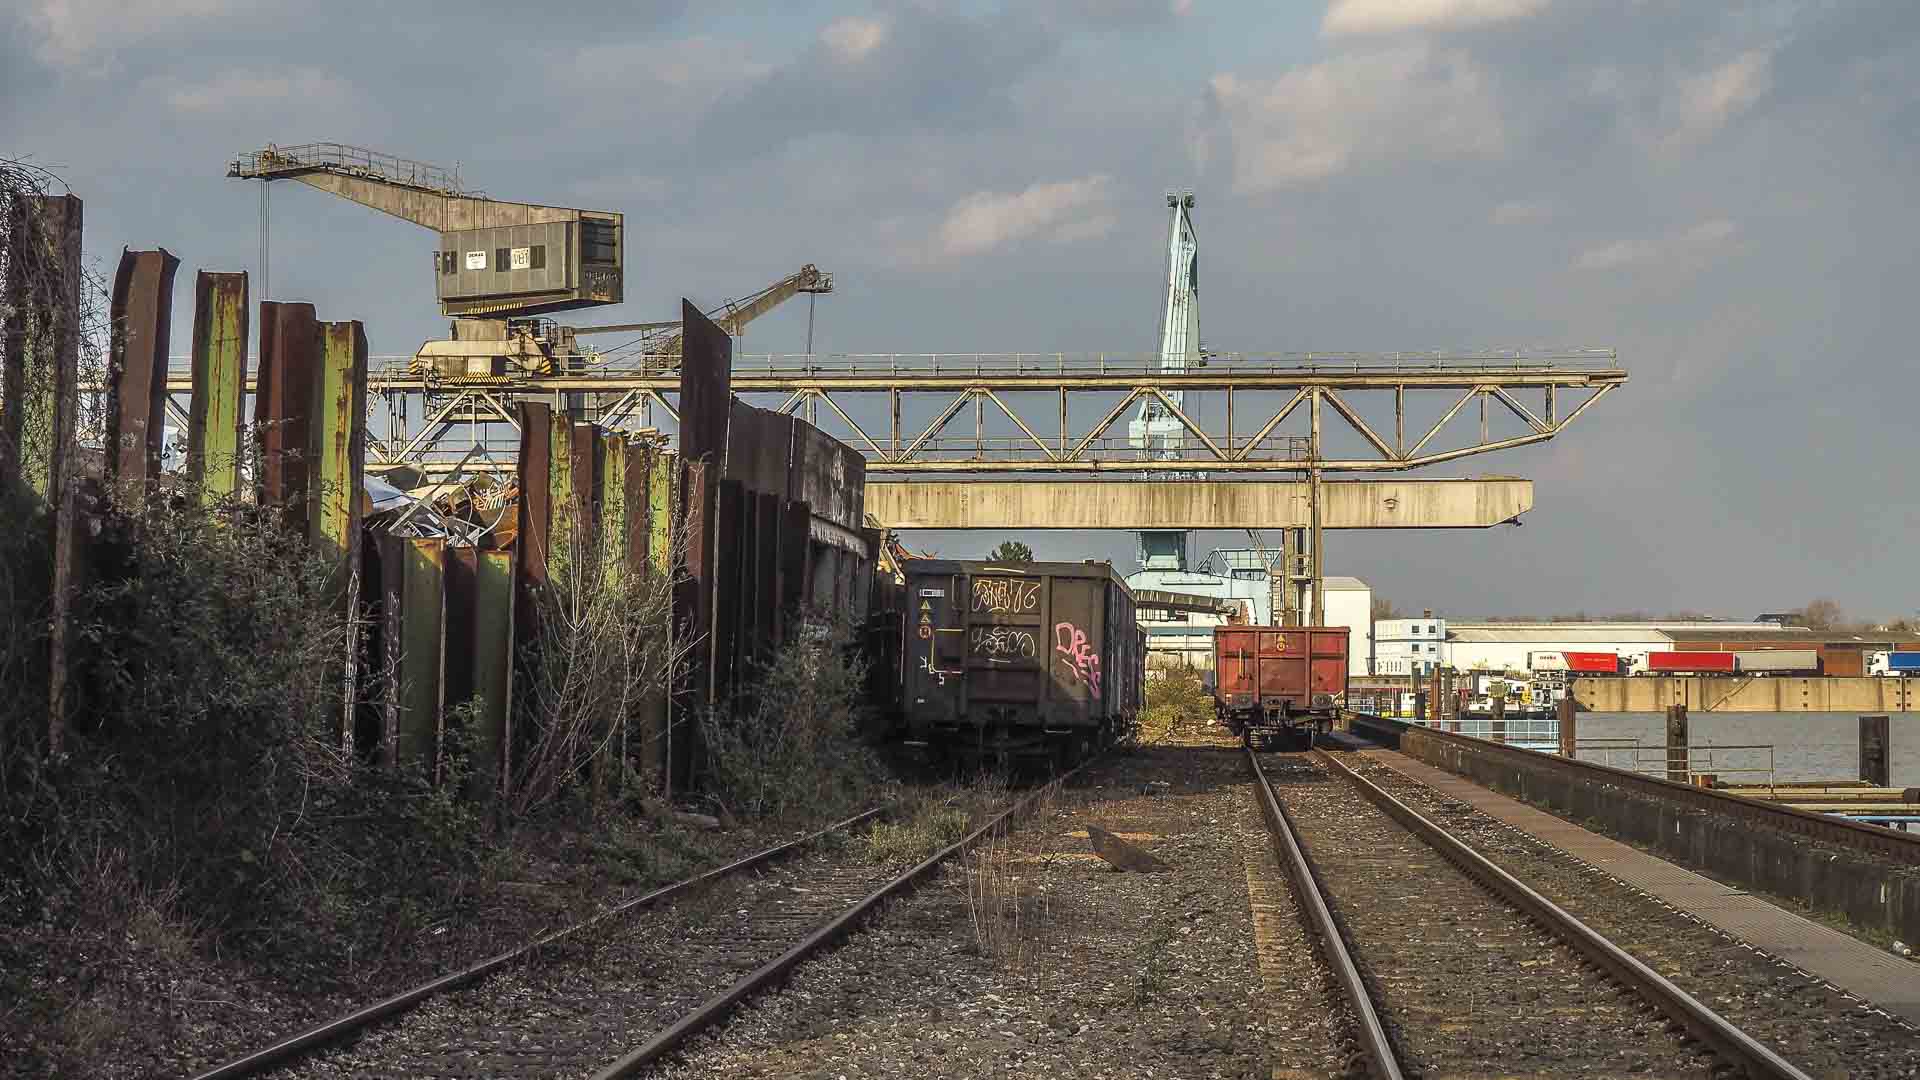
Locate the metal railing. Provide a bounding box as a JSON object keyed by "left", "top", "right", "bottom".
{"left": 162, "top": 350, "right": 1623, "bottom": 385}
{"left": 227, "top": 143, "right": 471, "bottom": 196}
{"left": 1578, "top": 743, "right": 1778, "bottom": 789}
{"left": 720, "top": 349, "right": 1623, "bottom": 377}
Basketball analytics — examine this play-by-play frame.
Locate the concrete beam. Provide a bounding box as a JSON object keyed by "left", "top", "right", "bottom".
{"left": 866, "top": 478, "right": 1531, "bottom": 530}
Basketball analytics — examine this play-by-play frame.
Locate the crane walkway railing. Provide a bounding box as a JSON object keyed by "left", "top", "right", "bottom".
{"left": 228, "top": 143, "right": 472, "bottom": 196}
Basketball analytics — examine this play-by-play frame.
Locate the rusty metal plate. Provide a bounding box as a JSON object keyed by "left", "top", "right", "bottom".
{"left": 106, "top": 248, "right": 180, "bottom": 489}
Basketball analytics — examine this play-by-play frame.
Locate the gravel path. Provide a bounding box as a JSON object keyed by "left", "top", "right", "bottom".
{"left": 653, "top": 745, "right": 1347, "bottom": 1079}
{"left": 1265, "top": 751, "right": 1710, "bottom": 1077}
{"left": 1346, "top": 748, "right": 1920, "bottom": 1079}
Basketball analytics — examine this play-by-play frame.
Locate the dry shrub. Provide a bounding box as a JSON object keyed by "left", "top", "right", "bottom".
{"left": 1139, "top": 665, "right": 1214, "bottom": 745}
{"left": 515, "top": 507, "right": 687, "bottom": 814}
{"left": 700, "top": 634, "right": 888, "bottom": 821}
{"left": 962, "top": 778, "right": 1073, "bottom": 969}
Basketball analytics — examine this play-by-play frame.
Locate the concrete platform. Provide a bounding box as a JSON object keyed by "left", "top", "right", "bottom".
{"left": 1360, "top": 748, "right": 1920, "bottom": 1024}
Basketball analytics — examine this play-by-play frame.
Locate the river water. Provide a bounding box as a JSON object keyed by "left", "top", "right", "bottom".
{"left": 1440, "top": 712, "right": 1920, "bottom": 787}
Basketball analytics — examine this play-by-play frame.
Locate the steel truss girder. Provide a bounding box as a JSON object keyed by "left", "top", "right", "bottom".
{"left": 143, "top": 358, "right": 1625, "bottom": 477}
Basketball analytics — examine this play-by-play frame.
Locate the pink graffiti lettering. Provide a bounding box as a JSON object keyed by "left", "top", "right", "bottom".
{"left": 1053, "top": 622, "right": 1103, "bottom": 698}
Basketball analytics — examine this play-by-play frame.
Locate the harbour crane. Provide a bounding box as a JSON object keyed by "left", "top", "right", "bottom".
{"left": 575, "top": 263, "right": 835, "bottom": 369}
{"left": 229, "top": 143, "right": 831, "bottom": 382}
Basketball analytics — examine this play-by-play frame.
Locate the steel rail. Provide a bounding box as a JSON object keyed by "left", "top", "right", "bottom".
{"left": 1245, "top": 748, "right": 1406, "bottom": 1080}
{"left": 1344, "top": 712, "right": 1920, "bottom": 859}
{"left": 187, "top": 806, "right": 887, "bottom": 1080}
{"left": 1311, "top": 748, "right": 1814, "bottom": 1080}
{"left": 589, "top": 758, "right": 1094, "bottom": 1079}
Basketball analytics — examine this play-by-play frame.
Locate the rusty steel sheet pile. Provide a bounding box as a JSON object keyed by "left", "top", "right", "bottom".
{"left": 12, "top": 217, "right": 881, "bottom": 800}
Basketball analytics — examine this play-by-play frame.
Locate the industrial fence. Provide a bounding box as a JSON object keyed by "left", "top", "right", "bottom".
{"left": 2, "top": 202, "right": 877, "bottom": 799}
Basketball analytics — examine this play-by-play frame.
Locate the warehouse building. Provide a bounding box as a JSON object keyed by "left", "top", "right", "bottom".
{"left": 1406, "top": 622, "right": 1783, "bottom": 674}
{"left": 1662, "top": 629, "right": 1920, "bottom": 677}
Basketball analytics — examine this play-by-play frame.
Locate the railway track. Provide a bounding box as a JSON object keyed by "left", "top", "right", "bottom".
{"left": 1248, "top": 745, "right": 1814, "bottom": 1079}
{"left": 191, "top": 769, "right": 1081, "bottom": 1080}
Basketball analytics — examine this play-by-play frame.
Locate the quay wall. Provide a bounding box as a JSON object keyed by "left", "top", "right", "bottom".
{"left": 1574, "top": 676, "right": 1919, "bottom": 713}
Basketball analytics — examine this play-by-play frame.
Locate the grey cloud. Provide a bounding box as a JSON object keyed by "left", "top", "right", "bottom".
{"left": 7, "top": 2, "right": 1920, "bottom": 620}
{"left": 691, "top": 8, "right": 1060, "bottom": 170}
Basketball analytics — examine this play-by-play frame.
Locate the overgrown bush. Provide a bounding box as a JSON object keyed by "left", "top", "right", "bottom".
{"left": 515, "top": 505, "right": 686, "bottom": 814}
{"left": 2, "top": 494, "right": 488, "bottom": 960}
{"left": 1139, "top": 665, "right": 1214, "bottom": 744}
{"left": 700, "top": 635, "right": 887, "bottom": 821}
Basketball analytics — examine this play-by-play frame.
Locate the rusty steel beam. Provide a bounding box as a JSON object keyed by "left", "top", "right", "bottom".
{"left": 514, "top": 401, "right": 554, "bottom": 591}
{"left": 381, "top": 535, "right": 446, "bottom": 772}
{"left": 0, "top": 196, "right": 27, "bottom": 492}
{"left": 710, "top": 478, "right": 745, "bottom": 706}
{"left": 17, "top": 196, "right": 85, "bottom": 755}
{"left": 779, "top": 499, "right": 810, "bottom": 625}
{"left": 510, "top": 400, "right": 555, "bottom": 800}
{"left": 621, "top": 438, "right": 649, "bottom": 577}
{"left": 678, "top": 298, "right": 731, "bottom": 467}
{"left": 313, "top": 320, "right": 368, "bottom": 752}
{"left": 673, "top": 459, "right": 716, "bottom": 794}
{"left": 309, "top": 321, "right": 367, "bottom": 566}
{"left": 601, "top": 432, "right": 628, "bottom": 566}
{"left": 187, "top": 271, "right": 249, "bottom": 501}
{"left": 754, "top": 491, "right": 779, "bottom": 652}
{"left": 106, "top": 248, "right": 180, "bottom": 491}
{"left": 571, "top": 421, "right": 599, "bottom": 539}
{"left": 255, "top": 301, "right": 319, "bottom": 519}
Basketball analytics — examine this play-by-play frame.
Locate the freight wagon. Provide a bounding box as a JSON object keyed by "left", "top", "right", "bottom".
{"left": 1212, "top": 626, "right": 1350, "bottom": 750}
{"left": 896, "top": 559, "right": 1142, "bottom": 765}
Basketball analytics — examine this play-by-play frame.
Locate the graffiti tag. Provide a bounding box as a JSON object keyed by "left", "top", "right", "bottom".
{"left": 969, "top": 625, "right": 1037, "bottom": 663}
{"left": 1053, "top": 622, "right": 1103, "bottom": 697}
{"left": 971, "top": 577, "right": 1041, "bottom": 614}
{"left": 918, "top": 654, "right": 953, "bottom": 686}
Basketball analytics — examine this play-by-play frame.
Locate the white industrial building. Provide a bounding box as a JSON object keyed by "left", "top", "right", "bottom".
{"left": 1373, "top": 616, "right": 1446, "bottom": 677}
{"left": 1129, "top": 555, "right": 1372, "bottom": 677}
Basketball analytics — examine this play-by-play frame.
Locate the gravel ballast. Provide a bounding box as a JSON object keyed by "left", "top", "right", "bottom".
{"left": 656, "top": 744, "right": 1346, "bottom": 1079}
{"left": 1345, "top": 748, "right": 1920, "bottom": 1079}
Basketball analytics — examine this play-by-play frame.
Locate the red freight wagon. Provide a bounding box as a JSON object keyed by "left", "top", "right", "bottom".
{"left": 1563, "top": 651, "right": 1622, "bottom": 675}
{"left": 1646, "top": 650, "right": 1735, "bottom": 674}
{"left": 1213, "top": 626, "right": 1349, "bottom": 750}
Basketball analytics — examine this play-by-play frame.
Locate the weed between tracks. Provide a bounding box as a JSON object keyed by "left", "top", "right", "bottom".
{"left": 961, "top": 779, "right": 1077, "bottom": 970}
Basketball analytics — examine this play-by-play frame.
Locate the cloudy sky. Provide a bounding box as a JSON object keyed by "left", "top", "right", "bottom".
{"left": 6, "top": 0, "right": 1917, "bottom": 621}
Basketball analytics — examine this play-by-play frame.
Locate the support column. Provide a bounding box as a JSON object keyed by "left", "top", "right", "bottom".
{"left": 1860, "top": 715, "right": 1891, "bottom": 787}
{"left": 1490, "top": 694, "right": 1506, "bottom": 744}
{"left": 1308, "top": 390, "right": 1324, "bottom": 627}
{"left": 1556, "top": 695, "right": 1577, "bottom": 758}
{"left": 1665, "top": 704, "right": 1689, "bottom": 783}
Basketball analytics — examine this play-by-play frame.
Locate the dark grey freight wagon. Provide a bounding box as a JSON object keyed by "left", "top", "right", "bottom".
{"left": 897, "top": 559, "right": 1142, "bottom": 764}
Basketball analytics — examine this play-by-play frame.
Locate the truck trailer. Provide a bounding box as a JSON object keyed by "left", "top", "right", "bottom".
{"left": 1732, "top": 649, "right": 1821, "bottom": 674}
{"left": 1868, "top": 651, "right": 1920, "bottom": 676}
